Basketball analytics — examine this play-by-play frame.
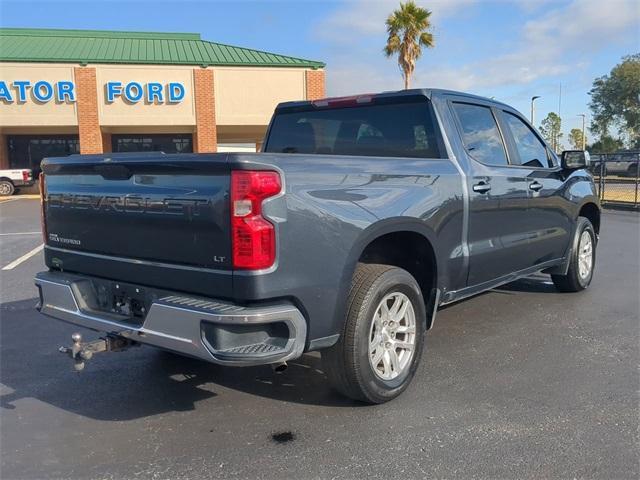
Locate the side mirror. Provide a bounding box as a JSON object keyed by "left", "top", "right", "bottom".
{"left": 561, "top": 150, "right": 590, "bottom": 170}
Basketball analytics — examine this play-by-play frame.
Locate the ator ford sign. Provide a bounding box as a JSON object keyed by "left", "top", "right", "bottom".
{"left": 0, "top": 80, "right": 75, "bottom": 103}
{"left": 0, "top": 80, "right": 185, "bottom": 104}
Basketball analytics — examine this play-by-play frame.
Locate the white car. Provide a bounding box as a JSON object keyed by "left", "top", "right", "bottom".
{"left": 0, "top": 169, "right": 35, "bottom": 196}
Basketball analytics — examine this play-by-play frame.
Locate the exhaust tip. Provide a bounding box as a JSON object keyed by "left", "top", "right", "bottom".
{"left": 271, "top": 361, "right": 287, "bottom": 373}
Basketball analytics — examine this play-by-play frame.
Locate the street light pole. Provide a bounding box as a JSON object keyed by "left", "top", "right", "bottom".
{"left": 578, "top": 114, "right": 586, "bottom": 150}
{"left": 531, "top": 96, "right": 541, "bottom": 125}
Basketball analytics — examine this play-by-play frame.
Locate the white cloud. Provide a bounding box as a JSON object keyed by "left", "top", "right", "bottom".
{"left": 468, "top": 0, "right": 640, "bottom": 89}
{"left": 316, "top": 0, "right": 477, "bottom": 42}
{"left": 320, "top": 0, "right": 640, "bottom": 96}
{"left": 522, "top": 0, "right": 639, "bottom": 51}
{"left": 326, "top": 63, "right": 400, "bottom": 95}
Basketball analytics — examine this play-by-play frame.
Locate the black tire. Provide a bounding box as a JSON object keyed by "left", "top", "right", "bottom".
{"left": 0, "top": 180, "right": 15, "bottom": 196}
{"left": 322, "top": 263, "right": 426, "bottom": 404}
{"left": 551, "top": 217, "right": 596, "bottom": 292}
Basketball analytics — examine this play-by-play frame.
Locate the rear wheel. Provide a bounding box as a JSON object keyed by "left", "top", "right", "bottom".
{"left": 552, "top": 217, "right": 596, "bottom": 292}
{"left": 322, "top": 263, "right": 426, "bottom": 404}
{"left": 0, "top": 180, "right": 15, "bottom": 196}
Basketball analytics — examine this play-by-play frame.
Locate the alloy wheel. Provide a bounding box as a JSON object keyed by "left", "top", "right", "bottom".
{"left": 368, "top": 292, "right": 417, "bottom": 380}
{"left": 578, "top": 230, "right": 593, "bottom": 281}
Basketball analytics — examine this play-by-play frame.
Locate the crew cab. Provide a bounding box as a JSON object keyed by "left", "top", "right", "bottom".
{"left": 0, "top": 168, "right": 34, "bottom": 196}
{"left": 35, "top": 89, "right": 600, "bottom": 403}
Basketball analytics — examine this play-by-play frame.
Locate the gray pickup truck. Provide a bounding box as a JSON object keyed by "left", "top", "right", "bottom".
{"left": 35, "top": 89, "right": 600, "bottom": 403}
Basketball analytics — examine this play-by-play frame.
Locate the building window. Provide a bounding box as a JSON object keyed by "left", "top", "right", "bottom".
{"left": 7, "top": 135, "right": 80, "bottom": 175}
{"left": 111, "top": 134, "right": 193, "bottom": 154}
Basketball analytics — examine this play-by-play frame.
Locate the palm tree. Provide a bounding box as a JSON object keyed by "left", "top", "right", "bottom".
{"left": 384, "top": 1, "right": 435, "bottom": 90}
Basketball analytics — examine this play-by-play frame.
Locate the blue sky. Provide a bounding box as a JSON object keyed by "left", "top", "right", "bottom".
{"left": 1, "top": 0, "right": 638, "bottom": 142}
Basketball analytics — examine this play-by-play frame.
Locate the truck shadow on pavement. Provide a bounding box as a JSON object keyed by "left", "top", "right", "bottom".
{"left": 0, "top": 298, "right": 358, "bottom": 421}
{"left": 491, "top": 274, "right": 559, "bottom": 294}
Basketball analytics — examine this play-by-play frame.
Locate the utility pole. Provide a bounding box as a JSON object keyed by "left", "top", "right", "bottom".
{"left": 578, "top": 114, "right": 586, "bottom": 150}
{"left": 558, "top": 82, "right": 562, "bottom": 118}
{"left": 531, "top": 96, "right": 540, "bottom": 125}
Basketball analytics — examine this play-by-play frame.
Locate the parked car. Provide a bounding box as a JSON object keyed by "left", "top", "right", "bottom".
{"left": 603, "top": 151, "right": 639, "bottom": 177}
{"left": 35, "top": 89, "right": 600, "bottom": 403}
{"left": 0, "top": 168, "right": 34, "bottom": 196}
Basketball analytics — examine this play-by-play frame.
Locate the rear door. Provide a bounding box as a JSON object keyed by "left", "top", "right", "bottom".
{"left": 496, "top": 109, "right": 573, "bottom": 264}
{"left": 449, "top": 99, "right": 532, "bottom": 286}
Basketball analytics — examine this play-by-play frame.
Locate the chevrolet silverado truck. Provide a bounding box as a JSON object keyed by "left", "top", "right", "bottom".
{"left": 0, "top": 168, "right": 34, "bottom": 196}
{"left": 35, "top": 89, "right": 600, "bottom": 403}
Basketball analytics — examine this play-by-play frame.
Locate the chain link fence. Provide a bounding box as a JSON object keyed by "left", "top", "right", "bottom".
{"left": 588, "top": 152, "right": 640, "bottom": 209}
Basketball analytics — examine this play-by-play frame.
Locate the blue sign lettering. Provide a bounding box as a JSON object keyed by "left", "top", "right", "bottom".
{"left": 56, "top": 81, "right": 75, "bottom": 102}
{"left": 168, "top": 82, "right": 185, "bottom": 103}
{"left": 0, "top": 80, "right": 184, "bottom": 104}
{"left": 33, "top": 81, "right": 53, "bottom": 102}
{"left": 13, "top": 81, "right": 30, "bottom": 102}
{"left": 0, "top": 81, "right": 13, "bottom": 102}
{"left": 106, "top": 82, "right": 123, "bottom": 103}
{"left": 146, "top": 82, "right": 163, "bottom": 103}
{"left": 124, "top": 82, "right": 143, "bottom": 103}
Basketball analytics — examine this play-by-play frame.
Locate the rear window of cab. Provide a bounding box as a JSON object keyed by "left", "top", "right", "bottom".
{"left": 265, "top": 100, "right": 445, "bottom": 159}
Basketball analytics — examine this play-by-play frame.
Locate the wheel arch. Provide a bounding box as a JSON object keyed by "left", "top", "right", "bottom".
{"left": 335, "top": 219, "right": 441, "bottom": 332}
{"left": 546, "top": 202, "right": 600, "bottom": 276}
{"left": 578, "top": 201, "right": 601, "bottom": 236}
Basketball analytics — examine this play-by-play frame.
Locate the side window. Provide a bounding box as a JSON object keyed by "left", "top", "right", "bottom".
{"left": 452, "top": 103, "right": 508, "bottom": 166}
{"left": 503, "top": 112, "right": 551, "bottom": 168}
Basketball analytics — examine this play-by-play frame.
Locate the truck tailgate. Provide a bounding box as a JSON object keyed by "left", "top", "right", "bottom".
{"left": 41, "top": 153, "right": 232, "bottom": 286}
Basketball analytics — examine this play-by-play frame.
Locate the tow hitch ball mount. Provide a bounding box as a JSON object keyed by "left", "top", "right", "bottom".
{"left": 59, "top": 333, "right": 136, "bottom": 371}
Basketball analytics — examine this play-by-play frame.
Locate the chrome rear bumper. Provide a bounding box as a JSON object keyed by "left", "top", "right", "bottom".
{"left": 34, "top": 271, "right": 306, "bottom": 366}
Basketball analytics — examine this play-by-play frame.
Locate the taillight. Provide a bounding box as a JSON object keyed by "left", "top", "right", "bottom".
{"left": 231, "top": 170, "right": 282, "bottom": 269}
{"left": 22, "top": 170, "right": 31, "bottom": 182}
{"left": 39, "top": 174, "right": 47, "bottom": 243}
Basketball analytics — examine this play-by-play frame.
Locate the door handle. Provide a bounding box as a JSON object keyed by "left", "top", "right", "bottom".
{"left": 529, "top": 181, "right": 543, "bottom": 191}
{"left": 472, "top": 181, "right": 491, "bottom": 194}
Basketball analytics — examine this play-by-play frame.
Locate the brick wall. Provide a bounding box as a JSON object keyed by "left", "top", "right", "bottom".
{"left": 193, "top": 69, "right": 217, "bottom": 153}
{"left": 74, "top": 67, "right": 103, "bottom": 154}
{"left": 305, "top": 70, "right": 326, "bottom": 101}
{"left": 0, "top": 134, "right": 8, "bottom": 169}
{"left": 102, "top": 133, "right": 112, "bottom": 153}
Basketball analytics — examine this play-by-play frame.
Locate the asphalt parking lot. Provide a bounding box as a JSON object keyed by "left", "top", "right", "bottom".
{"left": 1, "top": 198, "right": 638, "bottom": 479}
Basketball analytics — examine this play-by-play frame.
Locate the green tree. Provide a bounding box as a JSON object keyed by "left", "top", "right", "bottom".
{"left": 588, "top": 135, "right": 624, "bottom": 154}
{"left": 589, "top": 54, "right": 640, "bottom": 148}
{"left": 539, "top": 112, "right": 563, "bottom": 152}
{"left": 568, "top": 128, "right": 586, "bottom": 150}
{"left": 384, "top": 1, "right": 435, "bottom": 89}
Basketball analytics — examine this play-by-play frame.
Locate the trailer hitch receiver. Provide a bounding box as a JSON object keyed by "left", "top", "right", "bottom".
{"left": 59, "top": 332, "right": 136, "bottom": 371}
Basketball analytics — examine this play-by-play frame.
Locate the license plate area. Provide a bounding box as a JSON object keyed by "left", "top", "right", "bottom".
{"left": 76, "top": 278, "right": 155, "bottom": 325}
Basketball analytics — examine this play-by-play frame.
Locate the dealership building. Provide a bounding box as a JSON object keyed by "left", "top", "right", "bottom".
{"left": 0, "top": 28, "right": 326, "bottom": 173}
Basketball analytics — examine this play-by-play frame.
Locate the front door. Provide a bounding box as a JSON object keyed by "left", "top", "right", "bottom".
{"left": 449, "top": 100, "right": 533, "bottom": 287}
{"left": 496, "top": 110, "right": 573, "bottom": 264}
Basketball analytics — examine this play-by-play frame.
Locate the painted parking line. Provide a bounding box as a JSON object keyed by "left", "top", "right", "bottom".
{"left": 2, "top": 244, "right": 44, "bottom": 270}
{"left": 0, "top": 197, "right": 27, "bottom": 204}
{"left": 0, "top": 232, "right": 41, "bottom": 236}
{"left": 0, "top": 195, "right": 40, "bottom": 204}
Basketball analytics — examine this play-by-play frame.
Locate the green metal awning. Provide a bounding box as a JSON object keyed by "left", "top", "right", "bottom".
{"left": 0, "top": 28, "right": 325, "bottom": 68}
